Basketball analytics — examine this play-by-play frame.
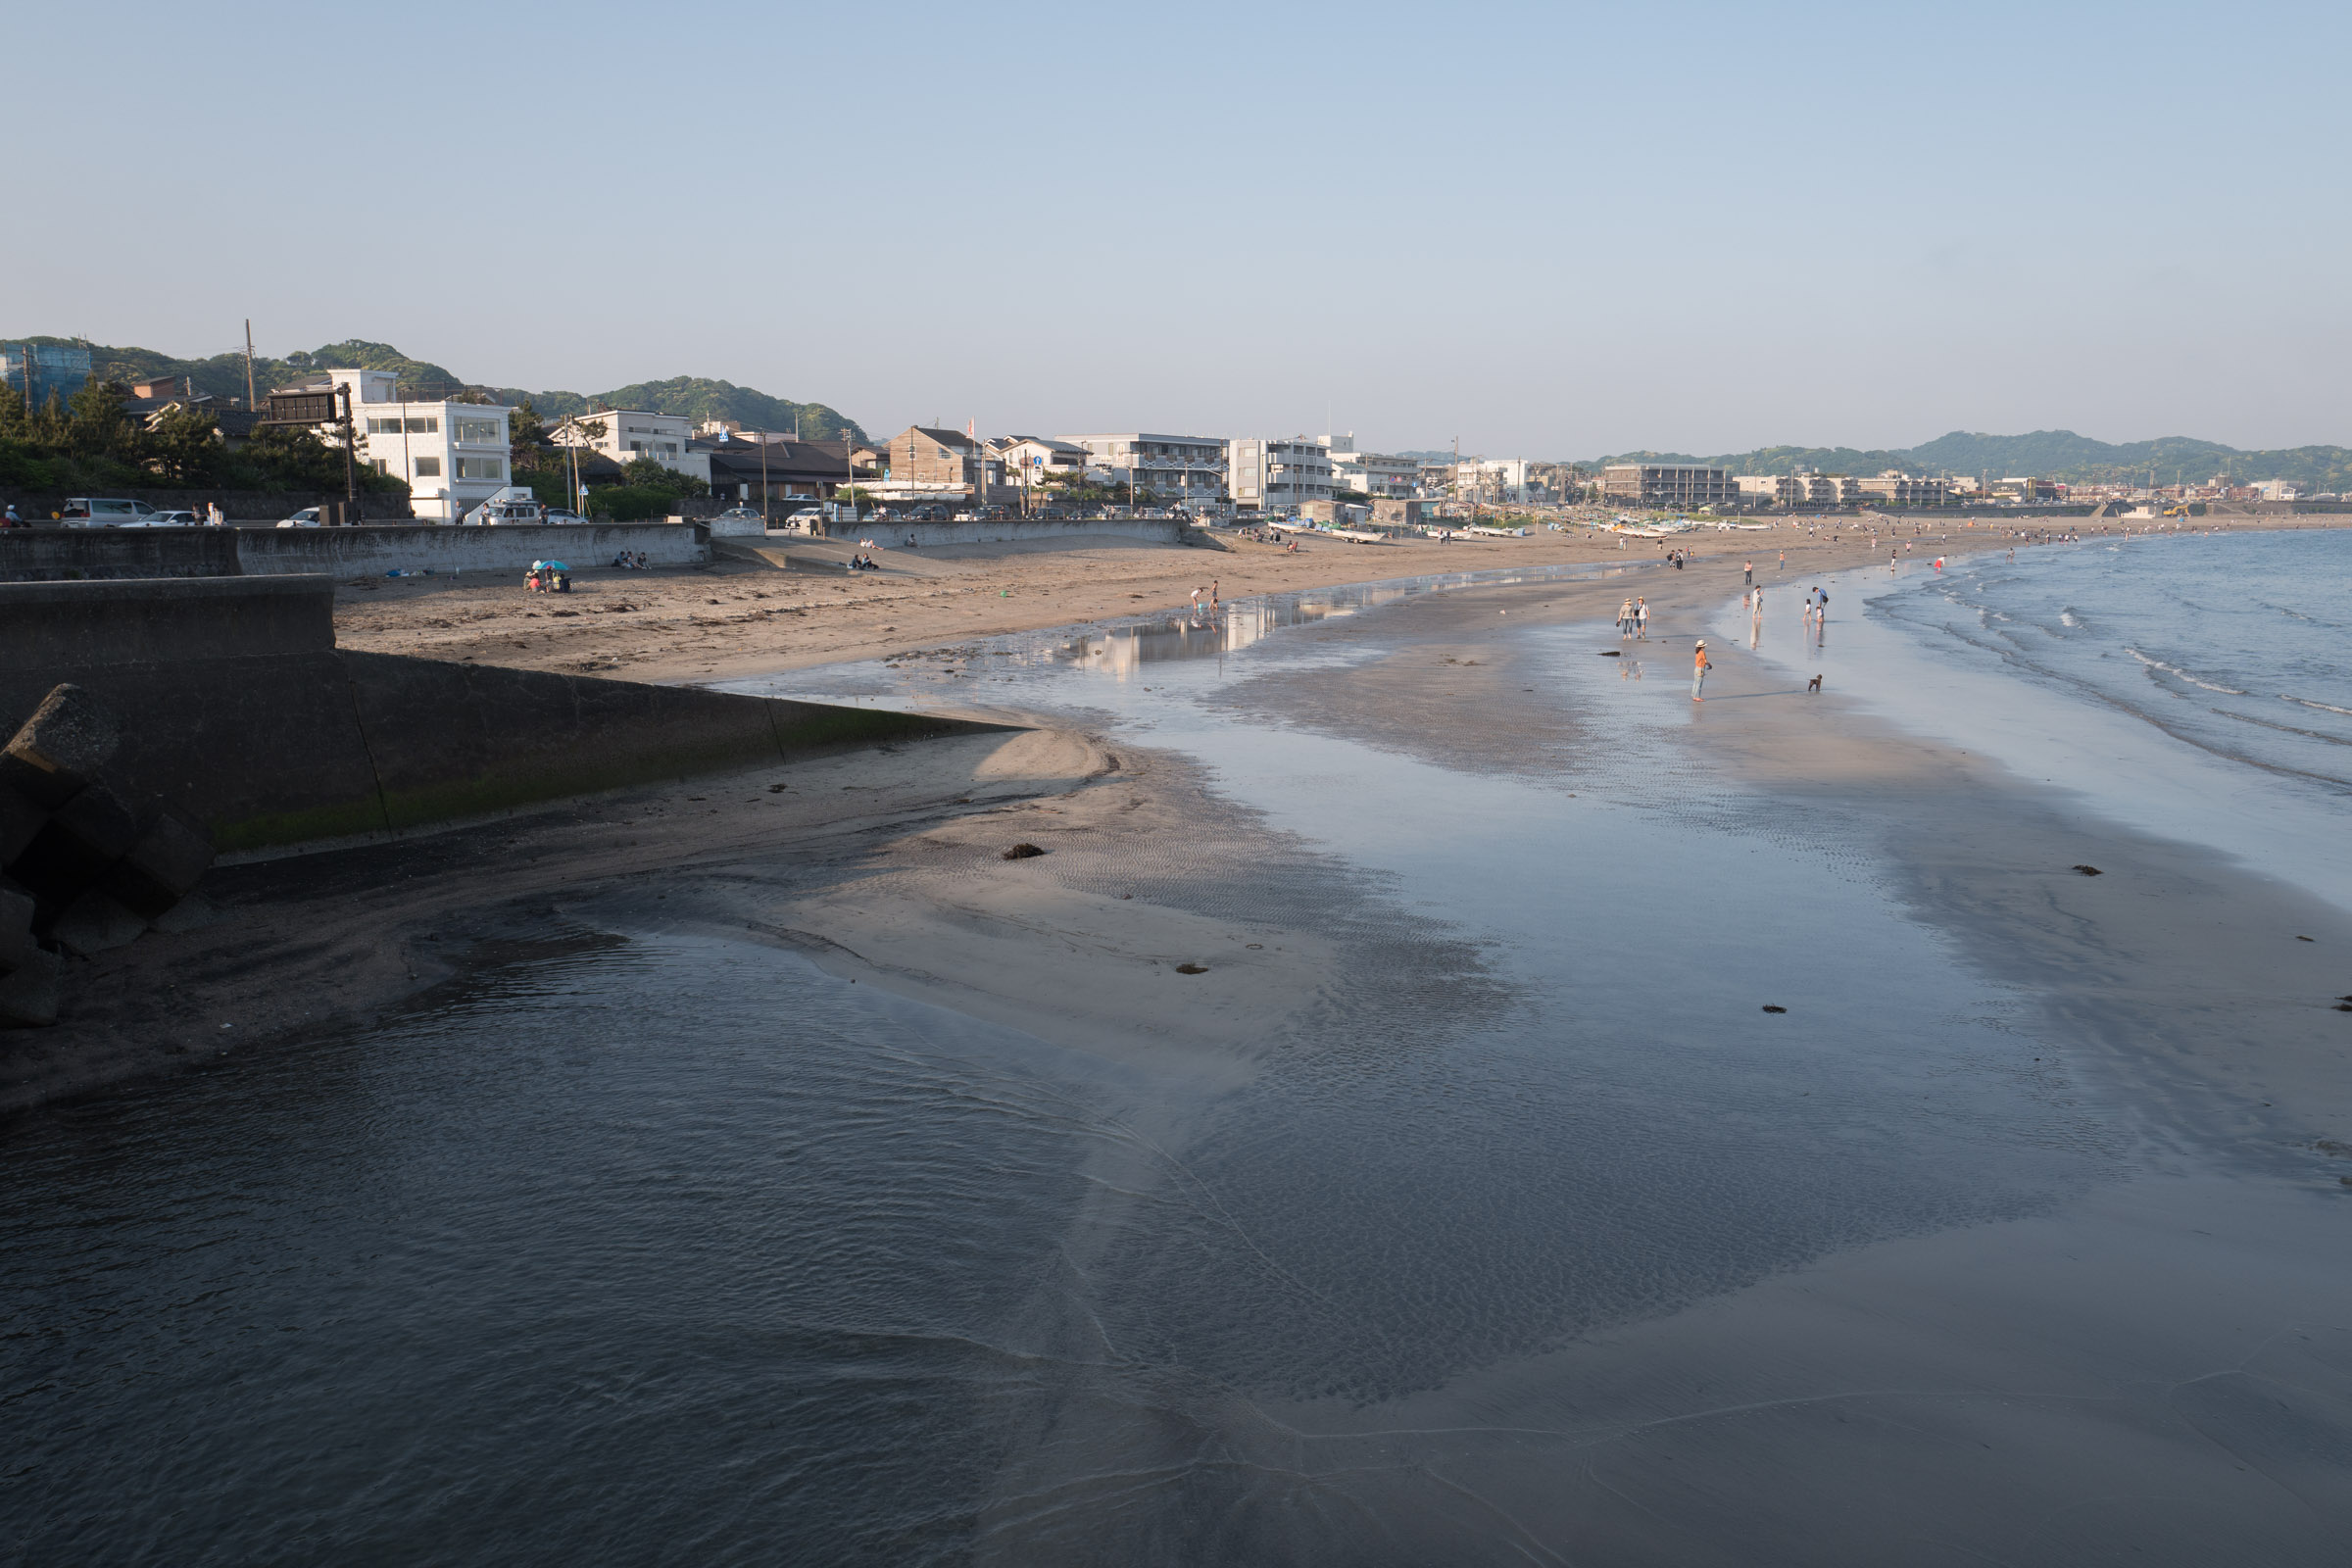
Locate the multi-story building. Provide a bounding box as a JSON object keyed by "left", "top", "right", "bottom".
{"left": 1854, "top": 473, "right": 1949, "bottom": 507}
{"left": 287, "top": 368, "right": 513, "bottom": 522}
{"left": 1227, "top": 436, "right": 1332, "bottom": 513}
{"left": 549, "top": 408, "right": 710, "bottom": 485}
{"left": 1326, "top": 434, "right": 1420, "bottom": 499}
{"left": 1058, "top": 432, "right": 1228, "bottom": 507}
{"left": 1603, "top": 463, "right": 1735, "bottom": 509}
{"left": 878, "top": 425, "right": 1004, "bottom": 505}
{"left": 1735, "top": 472, "right": 1874, "bottom": 509}
{"left": 1453, "top": 458, "right": 1534, "bottom": 505}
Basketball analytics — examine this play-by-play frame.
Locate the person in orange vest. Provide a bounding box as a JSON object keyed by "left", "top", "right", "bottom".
{"left": 1691, "top": 639, "right": 1712, "bottom": 703}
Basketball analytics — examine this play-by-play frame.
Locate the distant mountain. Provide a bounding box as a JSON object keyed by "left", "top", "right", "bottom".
{"left": 1575, "top": 429, "right": 2352, "bottom": 492}
{"left": 6, "top": 335, "right": 868, "bottom": 445}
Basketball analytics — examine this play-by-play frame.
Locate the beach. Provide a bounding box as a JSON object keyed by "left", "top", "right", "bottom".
{"left": 324, "top": 513, "right": 2315, "bottom": 685}
{"left": 6, "top": 518, "right": 2351, "bottom": 1563}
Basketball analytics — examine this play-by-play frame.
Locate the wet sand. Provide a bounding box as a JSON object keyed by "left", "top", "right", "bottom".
{"left": 12, "top": 518, "right": 2351, "bottom": 1562}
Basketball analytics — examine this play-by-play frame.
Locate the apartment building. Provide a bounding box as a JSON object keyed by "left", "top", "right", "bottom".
{"left": 547, "top": 408, "right": 711, "bottom": 486}
{"left": 1454, "top": 458, "right": 1533, "bottom": 505}
{"left": 1602, "top": 463, "right": 1735, "bottom": 508}
{"left": 879, "top": 425, "right": 1004, "bottom": 503}
{"left": 1059, "top": 432, "right": 1228, "bottom": 506}
{"left": 292, "top": 368, "right": 513, "bottom": 522}
{"left": 1227, "top": 436, "right": 1332, "bottom": 513}
{"left": 1736, "top": 473, "right": 1865, "bottom": 508}
{"left": 992, "top": 436, "right": 1089, "bottom": 506}
{"left": 1854, "top": 473, "right": 1950, "bottom": 507}
{"left": 1326, "top": 433, "right": 1420, "bottom": 499}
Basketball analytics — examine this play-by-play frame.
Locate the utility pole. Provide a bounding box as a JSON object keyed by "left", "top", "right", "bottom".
{"left": 338, "top": 385, "right": 357, "bottom": 519}
{"left": 760, "top": 433, "right": 771, "bottom": 528}
{"left": 243, "top": 319, "right": 258, "bottom": 413}
{"left": 840, "top": 427, "right": 853, "bottom": 536}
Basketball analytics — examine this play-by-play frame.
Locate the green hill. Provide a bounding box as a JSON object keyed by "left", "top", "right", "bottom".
{"left": 6, "top": 335, "right": 867, "bottom": 446}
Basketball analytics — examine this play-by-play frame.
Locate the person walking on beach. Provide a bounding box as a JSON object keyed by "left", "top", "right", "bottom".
{"left": 1618, "top": 598, "right": 1635, "bottom": 639}
{"left": 1635, "top": 598, "right": 1648, "bottom": 639}
{"left": 1691, "top": 640, "right": 1712, "bottom": 702}
{"left": 1743, "top": 559, "right": 1753, "bottom": 585}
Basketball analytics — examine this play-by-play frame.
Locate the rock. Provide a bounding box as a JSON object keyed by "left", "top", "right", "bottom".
{"left": 0, "top": 684, "right": 122, "bottom": 810}
{"left": 100, "top": 809, "right": 215, "bottom": 920}
{"left": 2072, "top": 864, "right": 2102, "bottom": 876}
{"left": 8, "top": 783, "right": 139, "bottom": 906}
{"left": 0, "top": 784, "right": 45, "bottom": 866}
{"left": 1002, "top": 843, "right": 1046, "bottom": 859}
{"left": 1762, "top": 1004, "right": 1788, "bottom": 1013}
{"left": 0, "top": 946, "right": 61, "bottom": 1028}
{"left": 1175, "top": 963, "right": 1207, "bottom": 975}
{"left": 0, "top": 887, "right": 34, "bottom": 976}
{"left": 51, "top": 890, "right": 149, "bottom": 957}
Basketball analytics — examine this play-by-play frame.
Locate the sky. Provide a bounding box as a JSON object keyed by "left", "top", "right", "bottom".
{"left": 6, "top": 0, "right": 2348, "bottom": 458}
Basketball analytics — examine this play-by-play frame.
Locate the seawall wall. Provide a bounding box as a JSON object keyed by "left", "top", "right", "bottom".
{"left": 0, "top": 575, "right": 1007, "bottom": 852}
{"left": 832, "top": 516, "right": 1190, "bottom": 548}
{"left": 0, "top": 522, "right": 710, "bottom": 582}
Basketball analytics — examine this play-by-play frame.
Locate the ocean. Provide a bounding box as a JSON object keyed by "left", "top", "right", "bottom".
{"left": 1727, "top": 525, "right": 2352, "bottom": 911}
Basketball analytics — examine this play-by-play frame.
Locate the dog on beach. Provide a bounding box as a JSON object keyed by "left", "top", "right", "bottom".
{"left": 1806, "top": 674, "right": 1823, "bottom": 694}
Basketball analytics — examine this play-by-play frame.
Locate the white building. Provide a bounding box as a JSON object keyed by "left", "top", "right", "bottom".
{"left": 550, "top": 408, "right": 712, "bottom": 486}
{"left": 312, "top": 368, "right": 514, "bottom": 523}
{"left": 2254, "top": 479, "right": 2300, "bottom": 502}
{"left": 1325, "top": 433, "right": 1420, "bottom": 499}
{"left": 1058, "top": 432, "right": 1228, "bottom": 508}
{"left": 1453, "top": 458, "right": 1532, "bottom": 505}
{"left": 1227, "top": 436, "right": 1332, "bottom": 513}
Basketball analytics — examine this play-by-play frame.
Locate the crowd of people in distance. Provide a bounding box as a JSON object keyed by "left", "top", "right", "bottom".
{"left": 610, "top": 551, "right": 651, "bottom": 569}
{"left": 525, "top": 560, "right": 570, "bottom": 594}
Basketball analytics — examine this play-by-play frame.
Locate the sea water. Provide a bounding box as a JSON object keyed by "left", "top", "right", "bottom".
{"left": 1731, "top": 527, "right": 2352, "bottom": 910}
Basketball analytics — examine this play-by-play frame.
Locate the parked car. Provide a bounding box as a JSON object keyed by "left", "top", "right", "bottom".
{"left": 783, "top": 506, "right": 826, "bottom": 530}
{"left": 910, "top": 505, "right": 950, "bottom": 521}
{"left": 710, "top": 507, "right": 767, "bottom": 527}
{"left": 275, "top": 508, "right": 323, "bottom": 528}
{"left": 59, "top": 497, "right": 163, "bottom": 527}
{"left": 542, "top": 508, "right": 589, "bottom": 525}
{"left": 117, "top": 509, "right": 201, "bottom": 528}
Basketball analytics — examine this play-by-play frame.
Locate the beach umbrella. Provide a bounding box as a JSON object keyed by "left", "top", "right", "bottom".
{"left": 545, "top": 561, "right": 569, "bottom": 571}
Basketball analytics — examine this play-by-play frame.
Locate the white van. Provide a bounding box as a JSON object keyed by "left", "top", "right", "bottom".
{"left": 59, "top": 497, "right": 162, "bottom": 527}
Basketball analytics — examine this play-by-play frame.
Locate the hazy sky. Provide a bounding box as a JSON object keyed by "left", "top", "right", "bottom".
{"left": 8, "top": 1, "right": 2346, "bottom": 456}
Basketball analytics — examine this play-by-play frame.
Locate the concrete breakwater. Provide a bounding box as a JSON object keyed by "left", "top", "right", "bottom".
{"left": 0, "top": 575, "right": 1010, "bottom": 854}
{"left": 0, "top": 521, "right": 710, "bottom": 583}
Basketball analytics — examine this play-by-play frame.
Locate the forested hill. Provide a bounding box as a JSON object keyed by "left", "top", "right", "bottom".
{"left": 7, "top": 336, "right": 868, "bottom": 446}
{"left": 1578, "top": 429, "right": 2352, "bottom": 492}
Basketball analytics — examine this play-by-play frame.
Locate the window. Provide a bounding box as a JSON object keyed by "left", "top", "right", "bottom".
{"left": 406, "top": 416, "right": 437, "bottom": 434}
{"left": 456, "top": 457, "right": 503, "bottom": 481}
{"left": 414, "top": 457, "right": 441, "bottom": 476}
{"left": 455, "top": 417, "right": 501, "bottom": 443}
{"left": 373, "top": 458, "right": 389, "bottom": 473}
{"left": 367, "top": 416, "right": 403, "bottom": 435}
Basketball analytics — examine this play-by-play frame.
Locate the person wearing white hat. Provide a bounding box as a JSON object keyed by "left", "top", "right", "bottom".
{"left": 1691, "top": 639, "right": 1712, "bottom": 703}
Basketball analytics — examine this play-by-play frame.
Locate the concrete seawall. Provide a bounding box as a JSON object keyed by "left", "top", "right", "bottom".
{"left": 0, "top": 522, "right": 710, "bottom": 583}
{"left": 0, "top": 576, "right": 1009, "bottom": 853}
{"left": 840, "top": 516, "right": 1189, "bottom": 548}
